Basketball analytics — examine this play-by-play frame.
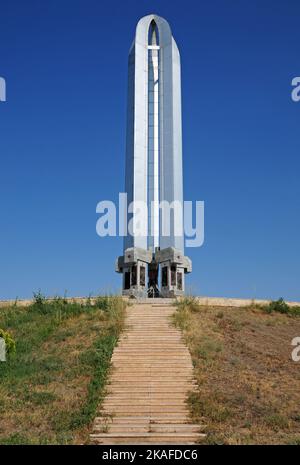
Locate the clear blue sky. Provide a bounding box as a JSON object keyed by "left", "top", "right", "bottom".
{"left": 0, "top": 0, "right": 299, "bottom": 301}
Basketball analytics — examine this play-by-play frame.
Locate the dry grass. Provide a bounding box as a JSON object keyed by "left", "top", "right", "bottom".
{"left": 173, "top": 298, "right": 300, "bottom": 445}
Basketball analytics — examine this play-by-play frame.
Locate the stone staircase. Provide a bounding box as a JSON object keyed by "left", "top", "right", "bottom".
{"left": 90, "top": 302, "right": 205, "bottom": 445}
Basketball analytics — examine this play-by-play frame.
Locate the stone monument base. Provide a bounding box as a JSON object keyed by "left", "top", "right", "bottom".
{"left": 116, "top": 247, "right": 192, "bottom": 298}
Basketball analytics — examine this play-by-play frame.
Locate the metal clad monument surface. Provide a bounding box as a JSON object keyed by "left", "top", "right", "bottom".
{"left": 116, "top": 14, "right": 192, "bottom": 298}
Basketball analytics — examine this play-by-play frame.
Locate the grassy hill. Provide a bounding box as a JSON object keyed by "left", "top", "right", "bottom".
{"left": 0, "top": 295, "right": 125, "bottom": 444}
{"left": 1, "top": 294, "right": 300, "bottom": 445}
{"left": 173, "top": 298, "right": 300, "bottom": 445}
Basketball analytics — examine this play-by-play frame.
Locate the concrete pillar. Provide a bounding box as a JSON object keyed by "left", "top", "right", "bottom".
{"left": 160, "top": 262, "right": 185, "bottom": 297}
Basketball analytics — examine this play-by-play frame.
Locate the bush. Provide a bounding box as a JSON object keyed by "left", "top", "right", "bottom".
{"left": 266, "top": 298, "right": 290, "bottom": 314}
{"left": 31, "top": 289, "right": 53, "bottom": 314}
{"left": 94, "top": 295, "right": 125, "bottom": 314}
{"left": 289, "top": 306, "right": 300, "bottom": 317}
{"left": 33, "top": 289, "right": 46, "bottom": 307}
{"left": 95, "top": 296, "right": 111, "bottom": 311}
{"left": 0, "top": 328, "right": 16, "bottom": 356}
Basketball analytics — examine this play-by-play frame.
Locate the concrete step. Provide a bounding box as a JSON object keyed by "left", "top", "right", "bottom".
{"left": 113, "top": 358, "right": 193, "bottom": 368}
{"left": 94, "top": 416, "right": 191, "bottom": 424}
{"left": 91, "top": 432, "right": 203, "bottom": 440}
{"left": 93, "top": 424, "right": 203, "bottom": 434}
{"left": 100, "top": 407, "right": 189, "bottom": 413}
{"left": 104, "top": 394, "right": 190, "bottom": 400}
{"left": 113, "top": 348, "right": 188, "bottom": 352}
{"left": 111, "top": 370, "right": 194, "bottom": 374}
{"left": 108, "top": 382, "right": 193, "bottom": 387}
{"left": 101, "top": 409, "right": 190, "bottom": 415}
{"left": 92, "top": 440, "right": 200, "bottom": 445}
{"left": 108, "top": 376, "right": 195, "bottom": 379}
{"left": 90, "top": 432, "right": 206, "bottom": 444}
{"left": 109, "top": 374, "right": 193, "bottom": 378}
{"left": 103, "top": 401, "right": 188, "bottom": 407}
{"left": 112, "top": 356, "right": 191, "bottom": 360}
{"left": 108, "top": 390, "right": 196, "bottom": 395}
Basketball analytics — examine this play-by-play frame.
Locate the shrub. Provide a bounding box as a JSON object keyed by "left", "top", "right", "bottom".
{"left": 289, "top": 306, "right": 300, "bottom": 317}
{"left": 31, "top": 289, "right": 54, "bottom": 314}
{"left": 94, "top": 295, "right": 111, "bottom": 311}
{"left": 94, "top": 295, "right": 125, "bottom": 314}
{"left": 265, "top": 298, "right": 293, "bottom": 315}
{"left": 269, "top": 298, "right": 289, "bottom": 314}
{"left": 0, "top": 328, "right": 16, "bottom": 356}
{"left": 33, "top": 289, "right": 46, "bottom": 307}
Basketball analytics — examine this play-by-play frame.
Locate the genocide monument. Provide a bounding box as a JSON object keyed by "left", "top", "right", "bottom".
{"left": 116, "top": 14, "right": 191, "bottom": 298}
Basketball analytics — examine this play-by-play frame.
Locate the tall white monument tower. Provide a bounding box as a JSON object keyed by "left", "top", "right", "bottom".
{"left": 116, "top": 14, "right": 191, "bottom": 298}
